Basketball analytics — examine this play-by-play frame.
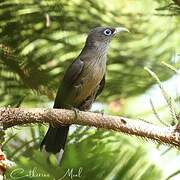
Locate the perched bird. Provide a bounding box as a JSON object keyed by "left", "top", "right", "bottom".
{"left": 40, "top": 26, "right": 129, "bottom": 163}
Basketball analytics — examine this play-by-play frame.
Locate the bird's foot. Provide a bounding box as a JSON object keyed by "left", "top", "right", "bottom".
{"left": 64, "top": 104, "right": 80, "bottom": 121}
{"left": 71, "top": 107, "right": 80, "bottom": 120}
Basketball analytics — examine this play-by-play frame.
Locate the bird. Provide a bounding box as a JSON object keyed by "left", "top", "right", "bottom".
{"left": 40, "top": 26, "right": 129, "bottom": 163}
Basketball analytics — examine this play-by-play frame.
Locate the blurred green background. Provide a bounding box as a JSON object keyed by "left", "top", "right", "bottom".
{"left": 0, "top": 0, "right": 180, "bottom": 179}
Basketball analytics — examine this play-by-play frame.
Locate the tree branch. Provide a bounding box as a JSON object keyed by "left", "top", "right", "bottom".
{"left": 0, "top": 107, "right": 180, "bottom": 148}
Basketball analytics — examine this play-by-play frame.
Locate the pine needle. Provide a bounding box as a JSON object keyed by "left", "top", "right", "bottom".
{"left": 144, "top": 67, "right": 178, "bottom": 125}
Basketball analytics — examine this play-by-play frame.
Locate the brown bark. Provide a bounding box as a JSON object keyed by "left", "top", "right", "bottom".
{"left": 0, "top": 107, "right": 179, "bottom": 148}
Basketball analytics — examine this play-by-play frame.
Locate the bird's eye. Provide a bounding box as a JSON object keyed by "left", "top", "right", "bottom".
{"left": 103, "top": 29, "right": 112, "bottom": 36}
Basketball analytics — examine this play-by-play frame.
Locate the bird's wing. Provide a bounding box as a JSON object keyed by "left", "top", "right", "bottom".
{"left": 54, "top": 58, "right": 84, "bottom": 108}
{"left": 96, "top": 75, "right": 105, "bottom": 97}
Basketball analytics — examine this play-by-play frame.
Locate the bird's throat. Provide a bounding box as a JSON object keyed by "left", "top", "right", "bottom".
{"left": 80, "top": 41, "right": 109, "bottom": 60}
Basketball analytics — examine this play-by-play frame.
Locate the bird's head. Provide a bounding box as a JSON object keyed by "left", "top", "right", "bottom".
{"left": 86, "top": 26, "right": 129, "bottom": 47}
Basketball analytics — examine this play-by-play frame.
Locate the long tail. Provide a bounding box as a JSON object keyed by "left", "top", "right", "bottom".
{"left": 40, "top": 125, "right": 69, "bottom": 162}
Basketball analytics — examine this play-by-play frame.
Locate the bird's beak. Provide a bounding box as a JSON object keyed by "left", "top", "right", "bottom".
{"left": 113, "top": 27, "right": 129, "bottom": 34}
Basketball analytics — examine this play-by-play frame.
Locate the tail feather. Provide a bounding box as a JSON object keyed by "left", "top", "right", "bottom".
{"left": 40, "top": 126, "right": 69, "bottom": 154}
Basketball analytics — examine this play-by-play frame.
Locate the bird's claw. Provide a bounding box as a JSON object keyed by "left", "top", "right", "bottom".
{"left": 71, "top": 107, "right": 80, "bottom": 120}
